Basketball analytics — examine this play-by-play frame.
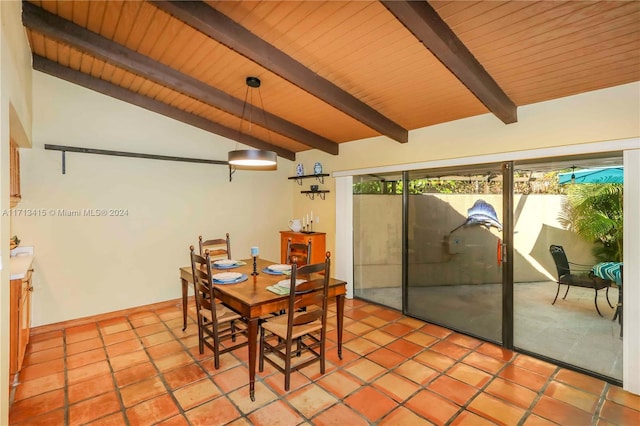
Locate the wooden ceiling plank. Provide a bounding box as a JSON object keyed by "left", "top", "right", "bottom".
{"left": 71, "top": 0, "right": 89, "bottom": 28}
{"left": 22, "top": 1, "right": 338, "bottom": 155}
{"left": 151, "top": 0, "right": 408, "bottom": 144}
{"left": 31, "top": 55, "right": 296, "bottom": 161}
{"left": 381, "top": 0, "right": 517, "bottom": 124}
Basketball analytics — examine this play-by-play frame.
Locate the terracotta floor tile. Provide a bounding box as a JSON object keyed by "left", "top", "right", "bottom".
{"left": 154, "top": 351, "right": 194, "bottom": 372}
{"left": 420, "top": 323, "right": 453, "bottom": 339}
{"left": 366, "top": 347, "right": 407, "bottom": 369}
{"left": 430, "top": 340, "right": 471, "bottom": 359}
{"left": 450, "top": 410, "right": 497, "bottom": 426}
{"left": 154, "top": 414, "right": 189, "bottom": 426}
{"left": 599, "top": 400, "right": 640, "bottom": 425}
{"left": 247, "top": 400, "right": 304, "bottom": 426}
{"left": 445, "top": 333, "right": 483, "bottom": 349}
{"left": 376, "top": 308, "right": 403, "bottom": 321}
{"left": 386, "top": 338, "right": 424, "bottom": 357}
{"left": 313, "top": 403, "right": 371, "bottom": 425}
{"left": 29, "top": 330, "right": 63, "bottom": 344}
{"left": 372, "top": 372, "right": 421, "bottom": 403}
{"left": 485, "top": 377, "right": 537, "bottom": 410}
{"left": 18, "top": 357, "right": 64, "bottom": 382}
{"left": 68, "top": 391, "right": 121, "bottom": 425}
{"left": 213, "top": 365, "right": 250, "bottom": 393}
{"left": 532, "top": 395, "right": 595, "bottom": 425}
{"left": 405, "top": 389, "right": 459, "bottom": 425}
{"left": 606, "top": 386, "right": 640, "bottom": 412}
{"left": 345, "top": 321, "right": 374, "bottom": 335}
{"left": 343, "top": 337, "right": 380, "bottom": 356}
{"left": 125, "top": 393, "right": 180, "bottom": 426}
{"left": 414, "top": 350, "right": 456, "bottom": 372}
{"left": 173, "top": 378, "right": 221, "bottom": 411}
{"left": 227, "top": 381, "right": 278, "bottom": 415}
{"left": 85, "top": 411, "right": 127, "bottom": 425}
{"left": 468, "top": 393, "right": 526, "bottom": 425}
{"left": 403, "top": 330, "right": 438, "bottom": 347}
{"left": 522, "top": 413, "right": 561, "bottom": 426}
{"left": 513, "top": 354, "right": 557, "bottom": 377}
{"left": 67, "top": 360, "right": 112, "bottom": 385}
{"left": 476, "top": 342, "right": 515, "bottom": 361}
{"left": 162, "top": 363, "right": 207, "bottom": 390}
{"left": 200, "top": 352, "right": 241, "bottom": 374}
{"left": 345, "top": 308, "right": 371, "bottom": 320}
{"left": 121, "top": 376, "right": 169, "bottom": 407}
{"left": 65, "top": 323, "right": 100, "bottom": 343}
{"left": 288, "top": 383, "right": 338, "bottom": 418}
{"left": 554, "top": 368, "right": 607, "bottom": 396}
{"left": 344, "top": 358, "right": 387, "bottom": 382}
{"left": 141, "top": 331, "right": 175, "bottom": 347}
{"left": 447, "top": 364, "right": 492, "bottom": 388}
{"left": 101, "top": 329, "right": 137, "bottom": 346}
{"left": 66, "top": 347, "right": 107, "bottom": 369}
{"left": 544, "top": 381, "right": 599, "bottom": 413}
{"left": 109, "top": 349, "right": 150, "bottom": 371}
{"left": 499, "top": 364, "right": 549, "bottom": 392}
{"left": 12, "top": 410, "right": 64, "bottom": 426}
{"left": 345, "top": 386, "right": 399, "bottom": 422}
{"left": 66, "top": 337, "right": 104, "bottom": 355}
{"left": 23, "top": 346, "right": 64, "bottom": 365}
{"left": 28, "top": 335, "right": 63, "bottom": 352}
{"left": 130, "top": 313, "right": 162, "bottom": 328}
{"left": 100, "top": 321, "right": 131, "bottom": 336}
{"left": 463, "top": 351, "right": 507, "bottom": 374}
{"left": 428, "top": 374, "right": 477, "bottom": 406}
{"left": 114, "top": 362, "right": 158, "bottom": 387}
{"left": 68, "top": 373, "right": 116, "bottom": 404}
{"left": 317, "top": 370, "right": 364, "bottom": 399}
{"left": 359, "top": 315, "right": 389, "bottom": 328}
{"left": 378, "top": 406, "right": 433, "bottom": 426}
{"left": 394, "top": 359, "right": 439, "bottom": 385}
{"left": 325, "top": 347, "right": 360, "bottom": 366}
{"left": 147, "top": 340, "right": 185, "bottom": 360}
{"left": 362, "top": 329, "right": 397, "bottom": 346}
{"left": 135, "top": 322, "right": 168, "bottom": 337}
{"left": 263, "top": 370, "right": 309, "bottom": 395}
{"left": 381, "top": 322, "right": 414, "bottom": 337}
{"left": 326, "top": 328, "right": 357, "bottom": 345}
{"left": 105, "top": 338, "right": 144, "bottom": 358}
{"left": 8, "top": 389, "right": 65, "bottom": 424}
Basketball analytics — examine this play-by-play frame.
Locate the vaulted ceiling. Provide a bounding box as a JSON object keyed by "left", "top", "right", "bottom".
{"left": 22, "top": 1, "right": 640, "bottom": 161}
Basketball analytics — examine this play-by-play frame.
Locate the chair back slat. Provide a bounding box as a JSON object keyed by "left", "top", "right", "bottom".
{"left": 199, "top": 233, "right": 231, "bottom": 260}
{"left": 549, "top": 245, "right": 570, "bottom": 278}
{"left": 287, "top": 238, "right": 312, "bottom": 265}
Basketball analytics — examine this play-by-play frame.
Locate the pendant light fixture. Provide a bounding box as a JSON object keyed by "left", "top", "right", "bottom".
{"left": 228, "top": 77, "right": 277, "bottom": 167}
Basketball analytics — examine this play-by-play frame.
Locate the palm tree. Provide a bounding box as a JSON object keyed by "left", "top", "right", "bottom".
{"left": 559, "top": 183, "right": 623, "bottom": 262}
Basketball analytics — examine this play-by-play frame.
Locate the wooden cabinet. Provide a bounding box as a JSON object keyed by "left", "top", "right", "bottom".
{"left": 280, "top": 231, "right": 326, "bottom": 264}
{"left": 10, "top": 269, "right": 33, "bottom": 376}
{"left": 10, "top": 138, "right": 21, "bottom": 207}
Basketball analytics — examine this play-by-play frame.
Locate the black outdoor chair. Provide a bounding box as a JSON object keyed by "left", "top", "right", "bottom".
{"left": 549, "top": 245, "right": 613, "bottom": 316}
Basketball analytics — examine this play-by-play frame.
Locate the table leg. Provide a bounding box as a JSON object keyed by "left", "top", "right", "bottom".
{"left": 181, "top": 278, "right": 188, "bottom": 331}
{"left": 336, "top": 294, "right": 344, "bottom": 359}
{"left": 248, "top": 317, "right": 259, "bottom": 401}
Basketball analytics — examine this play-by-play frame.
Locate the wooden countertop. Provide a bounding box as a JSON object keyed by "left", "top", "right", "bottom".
{"left": 10, "top": 246, "right": 34, "bottom": 280}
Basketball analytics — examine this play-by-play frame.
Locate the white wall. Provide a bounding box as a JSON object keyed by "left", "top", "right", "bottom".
{"left": 12, "top": 72, "right": 294, "bottom": 327}
{"left": 1, "top": 1, "right": 33, "bottom": 422}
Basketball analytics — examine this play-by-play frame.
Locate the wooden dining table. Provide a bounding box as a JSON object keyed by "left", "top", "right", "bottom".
{"left": 179, "top": 258, "right": 346, "bottom": 400}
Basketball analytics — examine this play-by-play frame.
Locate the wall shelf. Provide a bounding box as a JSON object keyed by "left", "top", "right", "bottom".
{"left": 301, "top": 190, "right": 329, "bottom": 200}
{"left": 288, "top": 174, "right": 329, "bottom": 185}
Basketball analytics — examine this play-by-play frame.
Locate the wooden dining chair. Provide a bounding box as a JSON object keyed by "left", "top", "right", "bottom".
{"left": 199, "top": 233, "right": 231, "bottom": 260}
{"left": 259, "top": 252, "right": 331, "bottom": 391}
{"left": 286, "top": 237, "right": 312, "bottom": 265}
{"left": 189, "top": 245, "right": 247, "bottom": 369}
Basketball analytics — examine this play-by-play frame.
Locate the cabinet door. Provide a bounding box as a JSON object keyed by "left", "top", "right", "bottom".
{"left": 17, "top": 271, "right": 32, "bottom": 372}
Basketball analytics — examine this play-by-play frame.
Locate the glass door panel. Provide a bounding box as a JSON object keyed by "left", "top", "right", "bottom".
{"left": 352, "top": 173, "right": 402, "bottom": 310}
{"left": 405, "top": 165, "right": 505, "bottom": 343}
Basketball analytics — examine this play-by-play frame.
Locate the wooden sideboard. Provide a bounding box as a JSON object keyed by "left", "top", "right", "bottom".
{"left": 279, "top": 231, "right": 326, "bottom": 264}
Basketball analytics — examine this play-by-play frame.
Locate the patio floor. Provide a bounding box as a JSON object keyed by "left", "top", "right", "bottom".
{"left": 8, "top": 298, "right": 639, "bottom": 425}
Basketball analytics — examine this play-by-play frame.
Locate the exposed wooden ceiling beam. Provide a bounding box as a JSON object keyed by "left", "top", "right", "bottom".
{"left": 381, "top": 0, "right": 517, "bottom": 124}
{"left": 151, "top": 1, "right": 409, "bottom": 143}
{"left": 22, "top": 1, "right": 336, "bottom": 155}
{"left": 32, "top": 55, "right": 296, "bottom": 161}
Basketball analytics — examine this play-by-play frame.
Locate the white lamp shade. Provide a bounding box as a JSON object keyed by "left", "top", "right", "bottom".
{"left": 228, "top": 149, "right": 277, "bottom": 166}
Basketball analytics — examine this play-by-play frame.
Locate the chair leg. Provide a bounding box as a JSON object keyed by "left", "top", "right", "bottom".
{"left": 605, "top": 287, "right": 613, "bottom": 308}
{"left": 259, "top": 327, "right": 265, "bottom": 372}
{"left": 562, "top": 285, "right": 570, "bottom": 300}
{"left": 594, "top": 289, "right": 603, "bottom": 317}
{"left": 284, "top": 342, "right": 292, "bottom": 391}
{"left": 552, "top": 283, "right": 561, "bottom": 305}
{"left": 231, "top": 320, "right": 236, "bottom": 342}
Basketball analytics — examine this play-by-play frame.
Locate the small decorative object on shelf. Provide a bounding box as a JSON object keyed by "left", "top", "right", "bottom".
{"left": 314, "top": 162, "right": 323, "bottom": 175}
{"left": 310, "top": 184, "right": 319, "bottom": 192}
{"left": 296, "top": 163, "right": 304, "bottom": 177}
